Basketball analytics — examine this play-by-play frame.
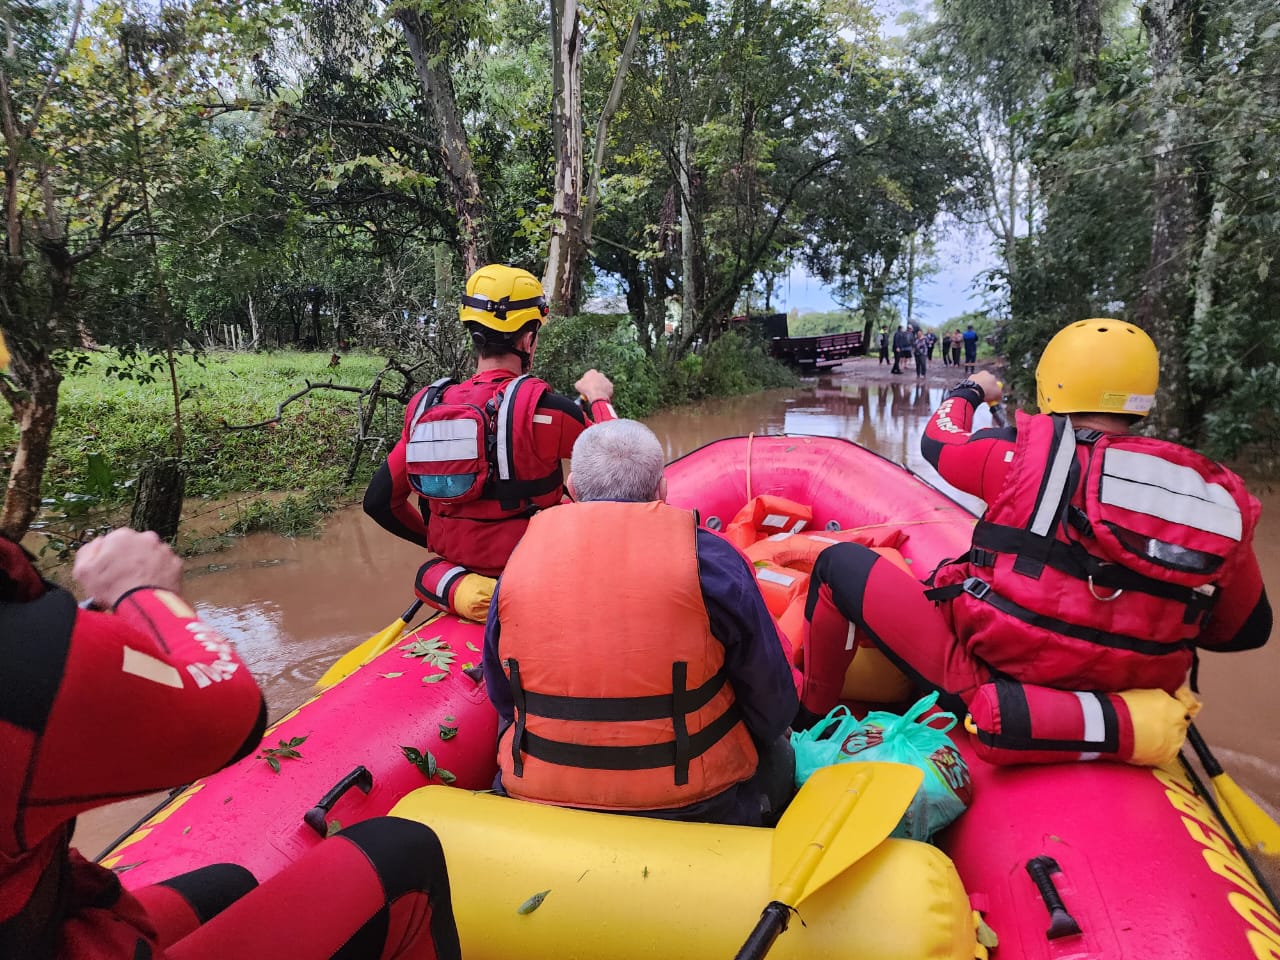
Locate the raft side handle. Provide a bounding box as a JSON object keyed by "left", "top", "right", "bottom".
{"left": 1025, "top": 856, "right": 1082, "bottom": 940}
{"left": 303, "top": 765, "right": 374, "bottom": 837}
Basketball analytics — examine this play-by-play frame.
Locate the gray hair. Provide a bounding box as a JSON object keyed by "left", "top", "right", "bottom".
{"left": 570, "top": 419, "right": 665, "bottom": 502}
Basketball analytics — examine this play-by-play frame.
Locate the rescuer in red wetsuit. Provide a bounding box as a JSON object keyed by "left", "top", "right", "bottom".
{"left": 801, "top": 319, "right": 1271, "bottom": 723}
{"left": 0, "top": 527, "right": 461, "bottom": 960}
{"left": 363, "top": 264, "right": 616, "bottom": 618}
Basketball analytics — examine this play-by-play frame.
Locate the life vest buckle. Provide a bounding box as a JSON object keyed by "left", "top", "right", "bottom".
{"left": 1087, "top": 575, "right": 1124, "bottom": 602}
{"left": 962, "top": 577, "right": 992, "bottom": 600}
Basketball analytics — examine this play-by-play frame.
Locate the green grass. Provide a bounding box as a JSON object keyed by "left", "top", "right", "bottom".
{"left": 1, "top": 349, "right": 397, "bottom": 509}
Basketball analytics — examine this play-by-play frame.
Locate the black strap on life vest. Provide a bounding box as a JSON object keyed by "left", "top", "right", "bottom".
{"left": 932, "top": 576, "right": 1196, "bottom": 657}
{"left": 973, "top": 678, "right": 1121, "bottom": 754}
{"left": 967, "top": 522, "right": 1219, "bottom": 625}
{"left": 505, "top": 658, "right": 743, "bottom": 785}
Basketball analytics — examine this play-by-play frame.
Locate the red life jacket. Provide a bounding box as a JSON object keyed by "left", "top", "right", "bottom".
{"left": 402, "top": 373, "right": 564, "bottom": 576}
{"left": 929, "top": 412, "right": 1258, "bottom": 693}
{"left": 496, "top": 501, "right": 759, "bottom": 811}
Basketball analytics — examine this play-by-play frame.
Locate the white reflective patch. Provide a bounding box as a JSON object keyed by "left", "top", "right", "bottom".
{"left": 1074, "top": 691, "right": 1106, "bottom": 743}
{"left": 845, "top": 623, "right": 857, "bottom": 651}
{"left": 761, "top": 513, "right": 790, "bottom": 529}
{"left": 767, "top": 532, "right": 795, "bottom": 541}
{"left": 122, "top": 646, "right": 184, "bottom": 689}
{"left": 790, "top": 519, "right": 809, "bottom": 533}
{"left": 604, "top": 403, "right": 617, "bottom": 419}
{"left": 407, "top": 420, "right": 479, "bottom": 463}
{"left": 1030, "top": 421, "right": 1076, "bottom": 537}
{"left": 1079, "top": 752, "right": 1102, "bottom": 762}
{"left": 1004, "top": 450, "right": 1015, "bottom": 463}
{"left": 532, "top": 414, "right": 553, "bottom": 424}
{"left": 756, "top": 568, "right": 796, "bottom": 587}
{"left": 1101, "top": 449, "right": 1242, "bottom": 540}
{"left": 809, "top": 535, "right": 840, "bottom": 544}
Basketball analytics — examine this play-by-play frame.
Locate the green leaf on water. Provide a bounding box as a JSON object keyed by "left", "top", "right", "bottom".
{"left": 517, "top": 890, "right": 551, "bottom": 914}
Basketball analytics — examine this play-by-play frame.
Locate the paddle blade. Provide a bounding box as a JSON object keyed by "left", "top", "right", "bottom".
{"left": 772, "top": 761, "right": 922, "bottom": 905}
{"left": 315, "top": 617, "right": 409, "bottom": 690}
{"left": 1214, "top": 773, "right": 1280, "bottom": 855}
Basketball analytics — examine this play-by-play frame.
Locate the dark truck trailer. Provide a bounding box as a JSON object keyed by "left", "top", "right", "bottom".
{"left": 729, "top": 313, "right": 864, "bottom": 369}
{"left": 769, "top": 331, "right": 863, "bottom": 369}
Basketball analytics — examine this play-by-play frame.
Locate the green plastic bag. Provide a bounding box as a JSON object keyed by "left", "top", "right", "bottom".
{"left": 790, "top": 692, "right": 973, "bottom": 841}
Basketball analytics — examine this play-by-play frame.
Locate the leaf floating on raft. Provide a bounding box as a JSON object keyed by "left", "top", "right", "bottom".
{"left": 466, "top": 641, "right": 480, "bottom": 652}
{"left": 326, "top": 819, "right": 342, "bottom": 838}
{"left": 402, "top": 745, "right": 438, "bottom": 779}
{"left": 439, "top": 722, "right": 459, "bottom": 741}
{"left": 424, "top": 672, "right": 449, "bottom": 684}
{"left": 257, "top": 735, "right": 308, "bottom": 774}
{"left": 379, "top": 672, "right": 404, "bottom": 679}
{"left": 976, "top": 917, "right": 999, "bottom": 948}
{"left": 438, "top": 768, "right": 457, "bottom": 784}
{"left": 517, "top": 890, "right": 551, "bottom": 915}
{"left": 400, "top": 636, "right": 456, "bottom": 670}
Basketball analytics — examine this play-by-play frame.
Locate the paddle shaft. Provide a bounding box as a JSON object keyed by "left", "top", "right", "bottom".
{"left": 735, "top": 903, "right": 792, "bottom": 960}
{"left": 1185, "top": 724, "right": 1223, "bottom": 778}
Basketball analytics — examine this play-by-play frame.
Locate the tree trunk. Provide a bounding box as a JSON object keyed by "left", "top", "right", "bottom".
{"left": 1073, "top": 0, "right": 1102, "bottom": 88}
{"left": 130, "top": 457, "right": 186, "bottom": 543}
{"left": 678, "top": 121, "right": 697, "bottom": 342}
{"left": 396, "top": 12, "right": 489, "bottom": 276}
{"left": 543, "top": 0, "right": 585, "bottom": 316}
{"left": 0, "top": 352, "right": 61, "bottom": 540}
{"left": 1137, "top": 0, "right": 1200, "bottom": 438}
{"left": 247, "top": 293, "right": 260, "bottom": 350}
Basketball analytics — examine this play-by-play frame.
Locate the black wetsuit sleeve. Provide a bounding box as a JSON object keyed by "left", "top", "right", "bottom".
{"left": 363, "top": 462, "right": 429, "bottom": 548}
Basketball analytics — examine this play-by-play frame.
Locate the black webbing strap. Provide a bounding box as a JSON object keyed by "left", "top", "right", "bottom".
{"left": 971, "top": 522, "right": 1218, "bottom": 616}
{"left": 518, "top": 666, "right": 731, "bottom": 722}
{"left": 672, "top": 662, "right": 691, "bottom": 786}
{"left": 956, "top": 577, "right": 1194, "bottom": 657}
{"left": 517, "top": 703, "right": 745, "bottom": 772}
{"left": 508, "top": 658, "right": 527, "bottom": 777}
{"left": 483, "top": 467, "right": 564, "bottom": 508}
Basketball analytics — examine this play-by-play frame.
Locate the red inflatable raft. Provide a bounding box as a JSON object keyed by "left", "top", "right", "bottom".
{"left": 100, "top": 435, "right": 1280, "bottom": 960}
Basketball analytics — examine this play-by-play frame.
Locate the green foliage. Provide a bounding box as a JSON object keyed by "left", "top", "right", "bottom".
{"left": 257, "top": 736, "right": 308, "bottom": 774}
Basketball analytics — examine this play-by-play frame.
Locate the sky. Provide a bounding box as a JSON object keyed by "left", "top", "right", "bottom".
{"left": 770, "top": 0, "right": 1000, "bottom": 327}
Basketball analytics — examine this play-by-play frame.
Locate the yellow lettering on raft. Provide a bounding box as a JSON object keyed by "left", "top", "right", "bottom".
{"left": 1152, "top": 766, "right": 1280, "bottom": 960}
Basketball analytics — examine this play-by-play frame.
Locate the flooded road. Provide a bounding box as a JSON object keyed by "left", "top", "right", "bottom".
{"left": 75, "top": 359, "right": 1280, "bottom": 876}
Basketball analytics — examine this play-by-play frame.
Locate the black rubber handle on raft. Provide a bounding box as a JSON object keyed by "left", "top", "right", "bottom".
{"left": 303, "top": 765, "right": 374, "bottom": 837}
{"left": 1025, "top": 856, "right": 1082, "bottom": 940}
{"left": 734, "top": 901, "right": 792, "bottom": 960}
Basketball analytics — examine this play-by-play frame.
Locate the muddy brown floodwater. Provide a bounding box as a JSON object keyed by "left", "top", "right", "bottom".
{"left": 75, "top": 358, "right": 1280, "bottom": 889}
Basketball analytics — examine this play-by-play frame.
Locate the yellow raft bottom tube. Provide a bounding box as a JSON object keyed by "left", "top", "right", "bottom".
{"left": 392, "top": 786, "right": 976, "bottom": 960}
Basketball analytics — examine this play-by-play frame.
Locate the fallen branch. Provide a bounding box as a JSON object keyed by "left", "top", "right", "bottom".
{"left": 222, "top": 380, "right": 365, "bottom": 431}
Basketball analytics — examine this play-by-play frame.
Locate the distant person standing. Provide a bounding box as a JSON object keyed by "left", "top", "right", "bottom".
{"left": 878, "top": 327, "right": 890, "bottom": 365}
{"left": 891, "top": 325, "right": 912, "bottom": 375}
{"left": 914, "top": 329, "right": 929, "bottom": 378}
{"left": 950, "top": 329, "right": 962, "bottom": 367}
{"left": 962, "top": 324, "right": 979, "bottom": 374}
{"left": 925, "top": 330, "right": 938, "bottom": 362}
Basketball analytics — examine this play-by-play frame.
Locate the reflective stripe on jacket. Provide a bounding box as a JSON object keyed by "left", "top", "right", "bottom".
{"left": 496, "top": 501, "right": 759, "bottom": 810}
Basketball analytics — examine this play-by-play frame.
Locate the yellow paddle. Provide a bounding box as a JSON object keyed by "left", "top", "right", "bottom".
{"left": 734, "top": 761, "right": 924, "bottom": 960}
{"left": 1186, "top": 723, "right": 1280, "bottom": 855}
{"left": 315, "top": 599, "right": 425, "bottom": 690}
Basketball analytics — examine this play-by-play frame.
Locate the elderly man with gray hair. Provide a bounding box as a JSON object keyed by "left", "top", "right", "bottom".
{"left": 482, "top": 419, "right": 798, "bottom": 826}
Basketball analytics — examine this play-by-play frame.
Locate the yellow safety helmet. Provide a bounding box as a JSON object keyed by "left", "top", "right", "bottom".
{"left": 459, "top": 264, "right": 549, "bottom": 333}
{"left": 1035, "top": 318, "right": 1158, "bottom": 417}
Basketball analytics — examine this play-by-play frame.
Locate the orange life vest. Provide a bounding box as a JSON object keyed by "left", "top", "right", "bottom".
{"left": 496, "top": 501, "right": 759, "bottom": 811}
